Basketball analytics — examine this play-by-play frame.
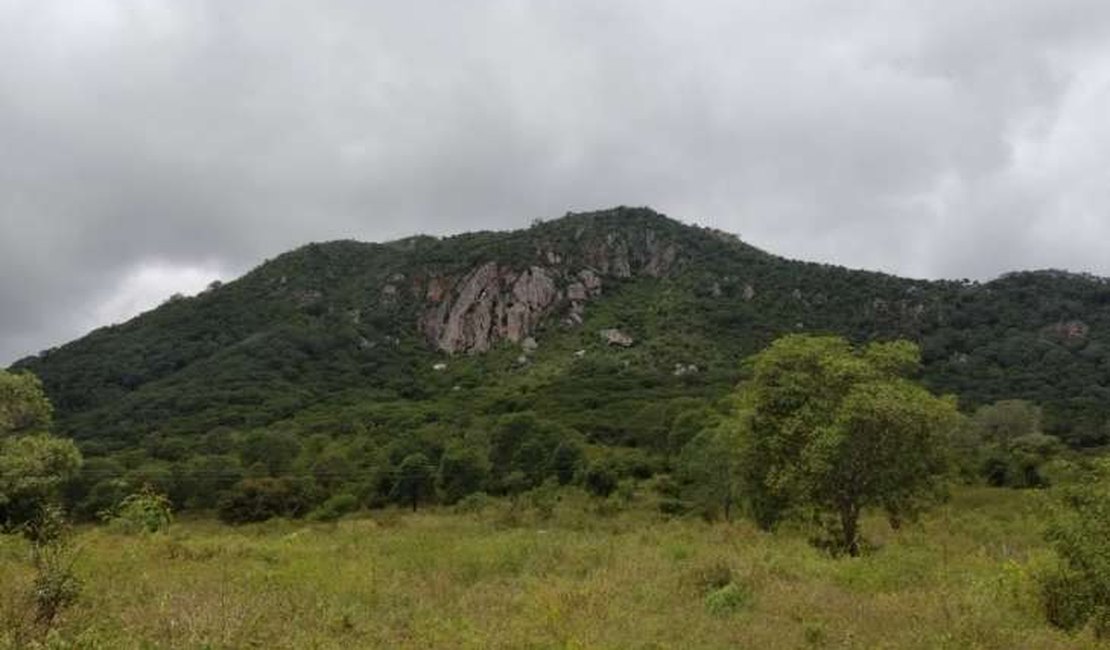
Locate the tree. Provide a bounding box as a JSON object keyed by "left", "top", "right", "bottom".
{"left": 964, "top": 399, "right": 1064, "bottom": 488}
{"left": 0, "top": 370, "right": 81, "bottom": 531}
{"left": 239, "top": 430, "right": 302, "bottom": 476}
{"left": 677, "top": 422, "right": 745, "bottom": 521}
{"left": 972, "top": 399, "right": 1041, "bottom": 445}
{"left": 0, "top": 434, "right": 82, "bottom": 529}
{"left": 0, "top": 370, "right": 53, "bottom": 436}
{"left": 391, "top": 453, "right": 434, "bottom": 511}
{"left": 437, "top": 441, "right": 490, "bottom": 504}
{"left": 217, "top": 477, "right": 311, "bottom": 523}
{"left": 740, "top": 335, "right": 959, "bottom": 556}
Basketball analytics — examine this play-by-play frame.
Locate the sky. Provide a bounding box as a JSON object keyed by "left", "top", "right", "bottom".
{"left": 3, "top": 1, "right": 1110, "bottom": 365}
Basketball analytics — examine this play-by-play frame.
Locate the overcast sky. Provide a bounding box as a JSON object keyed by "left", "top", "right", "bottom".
{"left": 3, "top": 1, "right": 1110, "bottom": 364}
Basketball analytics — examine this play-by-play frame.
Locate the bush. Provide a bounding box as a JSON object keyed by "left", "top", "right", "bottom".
{"left": 24, "top": 505, "right": 82, "bottom": 628}
{"left": 102, "top": 486, "right": 173, "bottom": 534}
{"left": 1040, "top": 564, "right": 1095, "bottom": 632}
{"left": 525, "top": 479, "right": 560, "bottom": 520}
{"left": 454, "top": 491, "right": 493, "bottom": 515}
{"left": 309, "top": 493, "right": 359, "bottom": 522}
{"left": 584, "top": 461, "right": 618, "bottom": 498}
{"left": 217, "top": 478, "right": 311, "bottom": 524}
{"left": 1040, "top": 461, "right": 1110, "bottom": 637}
{"left": 704, "top": 582, "right": 751, "bottom": 616}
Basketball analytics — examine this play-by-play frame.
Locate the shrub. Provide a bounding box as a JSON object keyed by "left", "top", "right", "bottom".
{"left": 1039, "top": 461, "right": 1110, "bottom": 637}
{"left": 584, "top": 461, "right": 618, "bottom": 498}
{"left": 705, "top": 582, "right": 751, "bottom": 616}
{"left": 218, "top": 478, "right": 311, "bottom": 524}
{"left": 686, "top": 559, "right": 733, "bottom": 594}
{"left": 1040, "top": 564, "right": 1095, "bottom": 632}
{"left": 24, "top": 505, "right": 82, "bottom": 628}
{"left": 454, "top": 491, "right": 493, "bottom": 515}
{"left": 309, "top": 493, "right": 359, "bottom": 522}
{"left": 525, "top": 479, "right": 560, "bottom": 520}
{"left": 102, "top": 486, "right": 173, "bottom": 534}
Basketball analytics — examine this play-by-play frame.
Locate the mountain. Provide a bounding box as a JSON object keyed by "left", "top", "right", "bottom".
{"left": 9, "top": 207, "right": 1110, "bottom": 512}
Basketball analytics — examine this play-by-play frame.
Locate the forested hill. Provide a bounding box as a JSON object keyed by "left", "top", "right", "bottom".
{"left": 12, "top": 206, "right": 1110, "bottom": 460}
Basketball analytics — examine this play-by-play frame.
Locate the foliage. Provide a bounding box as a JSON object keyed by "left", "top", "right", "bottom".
{"left": 391, "top": 453, "right": 435, "bottom": 511}
{"left": 103, "top": 486, "right": 173, "bottom": 534}
{"left": 217, "top": 478, "right": 312, "bottom": 524}
{"left": 705, "top": 581, "right": 752, "bottom": 616}
{"left": 1040, "top": 460, "right": 1110, "bottom": 637}
{"left": 0, "top": 370, "right": 82, "bottom": 531}
{"left": 954, "top": 399, "right": 1067, "bottom": 488}
{"left": 10, "top": 504, "right": 83, "bottom": 638}
{"left": 12, "top": 208, "right": 1110, "bottom": 520}
{"left": 0, "top": 370, "right": 53, "bottom": 436}
{"left": 583, "top": 459, "right": 619, "bottom": 498}
{"left": 0, "top": 434, "right": 82, "bottom": 530}
{"left": 309, "top": 493, "right": 359, "bottom": 522}
{"left": 676, "top": 420, "right": 744, "bottom": 521}
{"left": 436, "top": 442, "right": 490, "bottom": 505}
{"left": 740, "top": 335, "right": 960, "bottom": 555}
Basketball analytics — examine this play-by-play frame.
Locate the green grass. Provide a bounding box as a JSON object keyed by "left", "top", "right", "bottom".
{"left": 1, "top": 487, "right": 1102, "bottom": 649}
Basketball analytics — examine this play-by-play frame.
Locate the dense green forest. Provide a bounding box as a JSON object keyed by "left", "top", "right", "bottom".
{"left": 9, "top": 207, "right": 1110, "bottom": 519}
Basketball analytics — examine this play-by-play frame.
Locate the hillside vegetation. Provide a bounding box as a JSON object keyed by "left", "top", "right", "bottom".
{"left": 10, "top": 207, "right": 1110, "bottom": 518}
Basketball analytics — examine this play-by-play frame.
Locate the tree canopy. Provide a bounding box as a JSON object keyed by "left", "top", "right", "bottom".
{"left": 740, "top": 335, "right": 960, "bottom": 555}
{"left": 0, "top": 370, "right": 81, "bottom": 531}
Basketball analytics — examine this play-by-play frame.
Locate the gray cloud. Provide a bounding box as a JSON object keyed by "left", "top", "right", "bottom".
{"left": 3, "top": 0, "right": 1110, "bottom": 363}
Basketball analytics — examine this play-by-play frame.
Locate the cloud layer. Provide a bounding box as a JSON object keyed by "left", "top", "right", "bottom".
{"left": 4, "top": 1, "right": 1110, "bottom": 363}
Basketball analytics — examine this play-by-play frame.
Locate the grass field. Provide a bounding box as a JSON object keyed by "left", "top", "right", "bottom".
{"left": 0, "top": 487, "right": 1101, "bottom": 649}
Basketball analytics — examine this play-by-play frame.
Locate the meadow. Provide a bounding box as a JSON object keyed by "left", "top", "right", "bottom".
{"left": 0, "top": 487, "right": 1100, "bottom": 649}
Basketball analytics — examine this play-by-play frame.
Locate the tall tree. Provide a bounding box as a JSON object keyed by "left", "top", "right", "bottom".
{"left": 392, "top": 453, "right": 435, "bottom": 512}
{"left": 740, "top": 335, "right": 959, "bottom": 556}
{"left": 0, "top": 370, "right": 53, "bottom": 436}
{"left": 0, "top": 370, "right": 81, "bottom": 531}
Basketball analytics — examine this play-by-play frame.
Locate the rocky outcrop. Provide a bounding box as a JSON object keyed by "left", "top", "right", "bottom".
{"left": 419, "top": 224, "right": 682, "bottom": 354}
{"left": 420, "top": 264, "right": 561, "bottom": 354}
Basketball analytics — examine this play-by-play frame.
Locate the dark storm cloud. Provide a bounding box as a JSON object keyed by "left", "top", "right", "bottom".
{"left": 3, "top": 0, "right": 1110, "bottom": 363}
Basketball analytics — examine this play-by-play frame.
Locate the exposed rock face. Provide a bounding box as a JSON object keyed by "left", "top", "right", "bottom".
{"left": 420, "top": 264, "right": 561, "bottom": 354}
{"left": 419, "top": 225, "right": 680, "bottom": 354}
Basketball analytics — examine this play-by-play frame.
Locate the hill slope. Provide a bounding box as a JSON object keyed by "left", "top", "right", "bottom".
{"left": 9, "top": 207, "right": 1110, "bottom": 510}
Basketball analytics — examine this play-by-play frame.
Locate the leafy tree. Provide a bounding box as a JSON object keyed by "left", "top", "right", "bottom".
{"left": 239, "top": 430, "right": 302, "bottom": 476}
{"left": 0, "top": 371, "right": 81, "bottom": 531}
{"left": 963, "top": 399, "right": 1065, "bottom": 488}
{"left": 179, "top": 454, "right": 244, "bottom": 509}
{"left": 972, "top": 399, "right": 1042, "bottom": 445}
{"left": 668, "top": 406, "right": 721, "bottom": 460}
{"left": 103, "top": 485, "right": 173, "bottom": 534}
{"left": 437, "top": 442, "right": 490, "bottom": 504}
{"left": 677, "top": 422, "right": 745, "bottom": 521}
{"left": 0, "top": 434, "right": 82, "bottom": 528}
{"left": 489, "top": 413, "right": 577, "bottom": 490}
{"left": 0, "top": 370, "right": 53, "bottom": 436}
{"left": 217, "top": 477, "right": 312, "bottom": 523}
{"left": 550, "top": 441, "right": 583, "bottom": 486}
{"left": 740, "top": 335, "right": 959, "bottom": 555}
{"left": 391, "top": 453, "right": 435, "bottom": 511}
{"left": 584, "top": 459, "right": 619, "bottom": 498}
